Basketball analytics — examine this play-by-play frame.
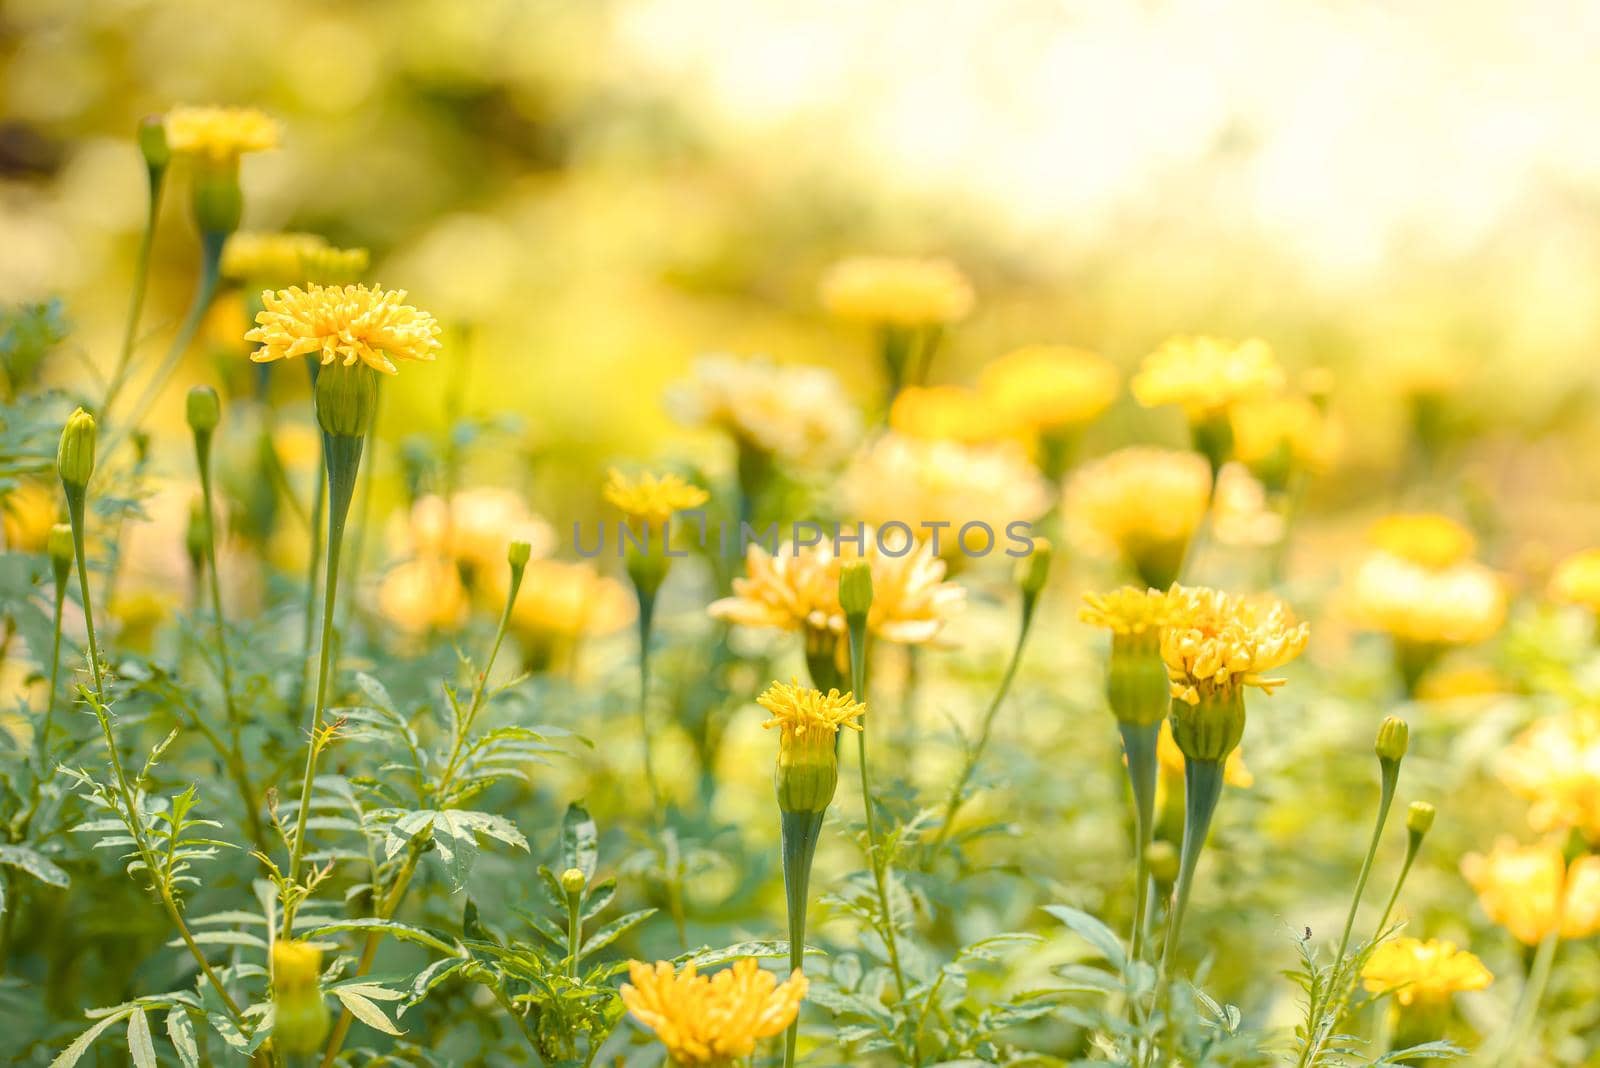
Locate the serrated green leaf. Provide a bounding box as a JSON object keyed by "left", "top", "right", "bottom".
{"left": 561, "top": 803, "right": 598, "bottom": 880}
{"left": 126, "top": 1008, "right": 156, "bottom": 1068}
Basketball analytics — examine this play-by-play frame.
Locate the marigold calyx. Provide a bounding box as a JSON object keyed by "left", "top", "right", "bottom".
{"left": 1169, "top": 687, "right": 1246, "bottom": 763}
{"left": 314, "top": 360, "right": 379, "bottom": 438}
{"left": 839, "top": 559, "right": 873, "bottom": 619}
{"left": 508, "top": 540, "right": 532, "bottom": 569}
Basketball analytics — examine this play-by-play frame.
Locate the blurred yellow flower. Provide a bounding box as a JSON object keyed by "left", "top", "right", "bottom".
{"left": 501, "top": 558, "right": 635, "bottom": 640}
{"left": 667, "top": 355, "right": 859, "bottom": 465}
{"left": 1229, "top": 393, "right": 1339, "bottom": 482}
{"left": 1348, "top": 553, "right": 1505, "bottom": 646}
{"left": 978, "top": 345, "right": 1119, "bottom": 432}
{"left": 890, "top": 385, "right": 1018, "bottom": 444}
{"left": 377, "top": 556, "right": 467, "bottom": 635}
{"left": 1549, "top": 548, "right": 1600, "bottom": 611}
{"left": 819, "top": 255, "right": 974, "bottom": 328}
{"left": 841, "top": 434, "right": 1051, "bottom": 549}
{"left": 1157, "top": 719, "right": 1254, "bottom": 787}
{"left": 1500, "top": 713, "right": 1600, "bottom": 842}
{"left": 620, "top": 958, "right": 807, "bottom": 1066}
{"left": 1414, "top": 663, "right": 1507, "bottom": 702}
{"left": 1210, "top": 463, "right": 1285, "bottom": 549}
{"left": 223, "top": 232, "right": 329, "bottom": 285}
{"left": 1131, "top": 336, "right": 1283, "bottom": 418}
{"left": 1368, "top": 513, "right": 1476, "bottom": 570}
{"left": 247, "top": 284, "right": 441, "bottom": 374}
{"left": 1066, "top": 447, "right": 1210, "bottom": 589}
{"left": 164, "top": 105, "right": 280, "bottom": 161}
{"left": 405, "top": 488, "right": 555, "bottom": 579}
{"left": 603, "top": 469, "right": 709, "bottom": 525}
{"left": 1161, "top": 586, "right": 1309, "bottom": 706}
{"left": 1461, "top": 838, "right": 1600, "bottom": 944}
{"left": 1, "top": 478, "right": 57, "bottom": 552}
{"left": 1361, "top": 938, "right": 1492, "bottom": 1006}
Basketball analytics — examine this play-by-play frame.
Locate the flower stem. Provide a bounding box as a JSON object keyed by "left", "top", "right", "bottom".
{"left": 100, "top": 162, "right": 165, "bottom": 415}
{"left": 1495, "top": 929, "right": 1561, "bottom": 1067}
{"left": 636, "top": 587, "right": 661, "bottom": 808}
{"left": 1119, "top": 720, "right": 1161, "bottom": 963}
{"left": 281, "top": 431, "right": 362, "bottom": 938}
{"left": 1371, "top": 819, "right": 1424, "bottom": 942}
{"left": 1149, "top": 756, "right": 1225, "bottom": 1064}
{"left": 1335, "top": 761, "right": 1398, "bottom": 966}
{"left": 846, "top": 618, "right": 907, "bottom": 1002}
{"left": 780, "top": 809, "right": 824, "bottom": 1068}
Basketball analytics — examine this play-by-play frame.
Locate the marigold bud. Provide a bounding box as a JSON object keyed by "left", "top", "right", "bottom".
{"left": 48, "top": 522, "right": 73, "bottom": 589}
{"left": 1407, "top": 800, "right": 1435, "bottom": 835}
{"left": 560, "top": 867, "right": 586, "bottom": 895}
{"left": 186, "top": 384, "right": 221, "bottom": 435}
{"left": 839, "top": 559, "right": 873, "bottom": 620}
{"left": 191, "top": 159, "right": 243, "bottom": 235}
{"left": 271, "top": 940, "right": 329, "bottom": 1055}
{"left": 508, "top": 540, "right": 532, "bottom": 568}
{"left": 314, "top": 361, "right": 378, "bottom": 438}
{"left": 1375, "top": 715, "right": 1409, "bottom": 765}
{"left": 56, "top": 407, "right": 96, "bottom": 491}
{"left": 137, "top": 115, "right": 170, "bottom": 172}
{"left": 1017, "top": 538, "right": 1053, "bottom": 598}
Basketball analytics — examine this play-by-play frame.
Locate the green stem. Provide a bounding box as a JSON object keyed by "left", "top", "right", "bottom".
{"left": 282, "top": 432, "right": 362, "bottom": 938}
{"left": 1150, "top": 755, "right": 1225, "bottom": 1065}
{"left": 295, "top": 365, "right": 327, "bottom": 719}
{"left": 1495, "top": 929, "right": 1561, "bottom": 1067}
{"left": 780, "top": 809, "right": 825, "bottom": 1068}
{"left": 846, "top": 617, "right": 907, "bottom": 1003}
{"left": 100, "top": 164, "right": 165, "bottom": 415}
{"left": 1372, "top": 830, "right": 1424, "bottom": 941}
{"left": 35, "top": 575, "right": 66, "bottom": 777}
{"left": 1119, "top": 721, "right": 1161, "bottom": 964}
{"left": 566, "top": 883, "right": 583, "bottom": 979}
{"left": 1335, "top": 761, "right": 1398, "bottom": 967}
{"left": 636, "top": 588, "right": 661, "bottom": 808}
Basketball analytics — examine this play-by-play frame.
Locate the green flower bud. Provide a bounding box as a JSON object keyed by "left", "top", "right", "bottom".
{"left": 1169, "top": 688, "right": 1246, "bottom": 764}
{"left": 508, "top": 540, "right": 532, "bottom": 568}
{"left": 314, "top": 361, "right": 378, "bottom": 438}
{"left": 137, "top": 115, "right": 170, "bottom": 172}
{"left": 271, "top": 940, "right": 329, "bottom": 1055}
{"left": 47, "top": 522, "right": 73, "bottom": 590}
{"left": 1375, "top": 715, "right": 1409, "bottom": 765}
{"left": 1406, "top": 800, "right": 1435, "bottom": 835}
{"left": 560, "top": 867, "right": 586, "bottom": 895}
{"left": 186, "top": 384, "right": 221, "bottom": 435}
{"left": 1017, "top": 537, "right": 1053, "bottom": 598}
{"left": 56, "top": 407, "right": 96, "bottom": 491}
{"left": 839, "top": 559, "right": 873, "bottom": 620}
{"left": 1107, "top": 636, "right": 1170, "bottom": 727}
{"left": 775, "top": 727, "right": 841, "bottom": 815}
{"left": 190, "top": 158, "right": 243, "bottom": 236}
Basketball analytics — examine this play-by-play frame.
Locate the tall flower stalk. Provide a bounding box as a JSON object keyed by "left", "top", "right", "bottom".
{"left": 99, "top": 116, "right": 169, "bottom": 415}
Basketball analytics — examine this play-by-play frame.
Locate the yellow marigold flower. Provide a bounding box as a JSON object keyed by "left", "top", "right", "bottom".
{"left": 840, "top": 434, "right": 1051, "bottom": 548}
{"left": 272, "top": 940, "right": 329, "bottom": 1054}
{"left": 758, "top": 679, "right": 865, "bottom": 813}
{"left": 819, "top": 255, "right": 974, "bottom": 328}
{"left": 1080, "top": 586, "right": 1175, "bottom": 637}
{"left": 246, "top": 284, "right": 441, "bottom": 375}
{"left": 222, "top": 232, "right": 330, "bottom": 286}
{"left": 272, "top": 939, "right": 323, "bottom": 989}
{"left": 666, "top": 355, "right": 859, "bottom": 465}
{"left": 1156, "top": 719, "right": 1254, "bottom": 788}
{"left": 1368, "top": 513, "right": 1476, "bottom": 570}
{"left": 1210, "top": 463, "right": 1285, "bottom": 549}
{"left": 890, "top": 385, "right": 1019, "bottom": 444}
{"left": 503, "top": 558, "right": 635, "bottom": 640}
{"left": 404, "top": 488, "right": 555, "bottom": 578}
{"left": 1461, "top": 838, "right": 1600, "bottom": 945}
{"left": 164, "top": 105, "right": 280, "bottom": 161}
{"left": 1229, "top": 393, "right": 1340, "bottom": 481}
{"left": 710, "top": 532, "right": 964, "bottom": 647}
{"left": 621, "top": 958, "right": 807, "bottom": 1067}
{"left": 299, "top": 245, "right": 370, "bottom": 286}
{"left": 603, "top": 469, "right": 710, "bottom": 526}
{"left": 1161, "top": 586, "right": 1309, "bottom": 706}
{"left": 1361, "top": 938, "right": 1492, "bottom": 1007}
{"left": 377, "top": 557, "right": 467, "bottom": 636}
{"left": 1082, "top": 586, "right": 1175, "bottom": 726}
{"left": 1131, "top": 336, "right": 1284, "bottom": 418}
{"left": 1500, "top": 713, "right": 1600, "bottom": 842}
{"left": 1066, "top": 447, "right": 1210, "bottom": 589}
{"left": 1550, "top": 548, "right": 1600, "bottom": 611}
{"left": 1, "top": 478, "right": 58, "bottom": 552}
{"left": 978, "top": 344, "right": 1119, "bottom": 431}
{"left": 1414, "top": 663, "right": 1507, "bottom": 702}
{"left": 1348, "top": 552, "right": 1505, "bottom": 646}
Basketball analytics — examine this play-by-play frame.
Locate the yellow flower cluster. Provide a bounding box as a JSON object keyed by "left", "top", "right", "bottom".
{"left": 1550, "top": 548, "right": 1600, "bottom": 612}
{"left": 247, "top": 284, "right": 442, "bottom": 375}
{"left": 1348, "top": 552, "right": 1505, "bottom": 646}
{"left": 1360, "top": 938, "right": 1492, "bottom": 1006}
{"left": 1462, "top": 838, "right": 1600, "bottom": 944}
{"left": 890, "top": 385, "right": 1019, "bottom": 445}
{"left": 1066, "top": 447, "right": 1211, "bottom": 586}
{"left": 502, "top": 558, "right": 635, "bottom": 643}
{"left": 1228, "top": 393, "right": 1340, "bottom": 479}
{"left": 710, "top": 531, "right": 964, "bottom": 646}
{"left": 758, "top": 679, "right": 866, "bottom": 743}
{"left": 1160, "top": 586, "right": 1310, "bottom": 706}
{"left": 164, "top": 105, "right": 281, "bottom": 161}
{"left": 667, "top": 355, "right": 859, "bottom": 464}
{"left": 620, "top": 958, "right": 807, "bottom": 1066}
{"left": 1368, "top": 513, "right": 1476, "bottom": 570}
{"left": 1079, "top": 586, "right": 1175, "bottom": 637}
{"left": 1500, "top": 713, "right": 1600, "bottom": 842}
{"left": 222, "top": 232, "right": 369, "bottom": 288}
{"left": 819, "top": 255, "right": 974, "bottom": 328}
{"left": 978, "top": 345, "right": 1120, "bottom": 433}
{"left": 1131, "top": 336, "right": 1284, "bottom": 417}
{"left": 841, "top": 433, "right": 1051, "bottom": 547}
{"left": 603, "top": 469, "right": 710, "bottom": 526}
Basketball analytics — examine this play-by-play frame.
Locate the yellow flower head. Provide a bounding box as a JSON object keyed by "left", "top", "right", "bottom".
{"left": 890, "top": 385, "right": 1019, "bottom": 444}
{"left": 405, "top": 488, "right": 555, "bottom": 578}
{"left": 666, "top": 355, "right": 859, "bottom": 465}
{"left": 757, "top": 679, "right": 866, "bottom": 741}
{"left": 709, "top": 531, "right": 964, "bottom": 647}
{"left": 1080, "top": 586, "right": 1175, "bottom": 638}
{"left": 621, "top": 958, "right": 808, "bottom": 1067}
{"left": 1131, "top": 336, "right": 1284, "bottom": 418}
{"left": 1160, "top": 586, "right": 1309, "bottom": 706}
{"left": 1157, "top": 719, "right": 1254, "bottom": 788}
{"left": 979, "top": 345, "right": 1120, "bottom": 432}
{"left": 222, "top": 232, "right": 328, "bottom": 286}
{"left": 841, "top": 434, "right": 1051, "bottom": 550}
{"left": 1066, "top": 447, "right": 1211, "bottom": 588}
{"left": 1348, "top": 552, "right": 1505, "bottom": 646}
{"left": 1500, "top": 713, "right": 1600, "bottom": 843}
{"left": 377, "top": 556, "right": 468, "bottom": 636}
{"left": 1361, "top": 938, "right": 1492, "bottom": 1007}
{"left": 819, "top": 256, "right": 974, "bottom": 328}
{"left": 272, "top": 939, "right": 324, "bottom": 991}
{"left": 1, "top": 478, "right": 58, "bottom": 553}
{"left": 603, "top": 469, "right": 709, "bottom": 526}
{"left": 164, "top": 105, "right": 280, "bottom": 162}
{"left": 1229, "top": 393, "right": 1340, "bottom": 479}
{"left": 1461, "top": 838, "right": 1600, "bottom": 945}
{"left": 1368, "top": 513, "right": 1476, "bottom": 570}
{"left": 1550, "top": 548, "right": 1600, "bottom": 611}
{"left": 247, "top": 284, "right": 441, "bottom": 375}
